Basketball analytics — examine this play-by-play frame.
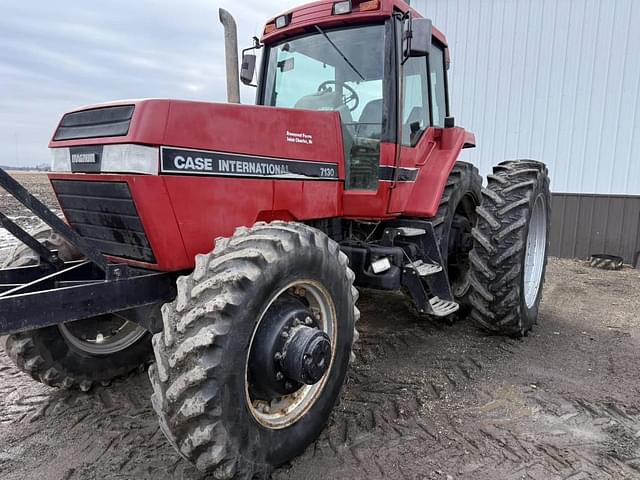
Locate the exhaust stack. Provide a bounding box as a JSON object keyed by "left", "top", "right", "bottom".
{"left": 219, "top": 8, "right": 241, "bottom": 104}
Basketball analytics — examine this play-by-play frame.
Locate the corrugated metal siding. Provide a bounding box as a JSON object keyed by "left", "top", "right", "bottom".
{"left": 550, "top": 194, "right": 640, "bottom": 264}
{"left": 414, "top": 0, "right": 640, "bottom": 196}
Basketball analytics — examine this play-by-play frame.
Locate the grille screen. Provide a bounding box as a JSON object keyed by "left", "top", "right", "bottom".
{"left": 53, "top": 105, "right": 134, "bottom": 141}
{"left": 51, "top": 180, "right": 155, "bottom": 263}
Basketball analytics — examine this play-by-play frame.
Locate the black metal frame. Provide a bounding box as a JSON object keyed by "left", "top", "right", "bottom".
{"left": 0, "top": 167, "right": 176, "bottom": 336}
{"left": 384, "top": 219, "right": 455, "bottom": 315}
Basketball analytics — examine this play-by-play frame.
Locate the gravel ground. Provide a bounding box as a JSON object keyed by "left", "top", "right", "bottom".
{"left": 1, "top": 173, "right": 639, "bottom": 479}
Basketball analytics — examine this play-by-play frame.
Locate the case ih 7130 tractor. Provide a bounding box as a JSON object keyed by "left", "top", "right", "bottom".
{"left": 0, "top": 0, "right": 551, "bottom": 477}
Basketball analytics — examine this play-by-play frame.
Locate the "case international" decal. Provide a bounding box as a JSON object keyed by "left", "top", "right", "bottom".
{"left": 161, "top": 147, "right": 339, "bottom": 181}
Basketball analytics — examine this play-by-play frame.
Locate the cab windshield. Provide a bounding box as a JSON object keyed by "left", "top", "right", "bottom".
{"left": 262, "top": 24, "right": 386, "bottom": 190}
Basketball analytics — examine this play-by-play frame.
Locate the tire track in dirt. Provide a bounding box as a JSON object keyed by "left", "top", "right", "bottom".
{"left": 528, "top": 391, "right": 640, "bottom": 477}
{"left": 0, "top": 340, "right": 203, "bottom": 480}
{"left": 461, "top": 387, "right": 640, "bottom": 479}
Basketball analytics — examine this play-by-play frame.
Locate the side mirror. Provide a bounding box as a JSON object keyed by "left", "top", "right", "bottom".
{"left": 404, "top": 17, "right": 432, "bottom": 58}
{"left": 241, "top": 53, "right": 257, "bottom": 86}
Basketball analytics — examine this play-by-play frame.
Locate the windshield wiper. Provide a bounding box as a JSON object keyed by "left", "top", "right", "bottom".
{"left": 314, "top": 25, "right": 365, "bottom": 81}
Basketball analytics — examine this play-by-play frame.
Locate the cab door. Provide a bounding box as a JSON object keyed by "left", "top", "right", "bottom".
{"left": 388, "top": 39, "right": 449, "bottom": 214}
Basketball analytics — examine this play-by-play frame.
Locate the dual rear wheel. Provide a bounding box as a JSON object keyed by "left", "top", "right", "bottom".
{"left": 432, "top": 160, "right": 551, "bottom": 337}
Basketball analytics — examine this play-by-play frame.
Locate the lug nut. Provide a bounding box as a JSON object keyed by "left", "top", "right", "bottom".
{"left": 276, "top": 372, "right": 284, "bottom": 381}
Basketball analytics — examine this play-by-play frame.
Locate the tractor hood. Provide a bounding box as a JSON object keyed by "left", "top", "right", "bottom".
{"left": 49, "top": 99, "right": 346, "bottom": 179}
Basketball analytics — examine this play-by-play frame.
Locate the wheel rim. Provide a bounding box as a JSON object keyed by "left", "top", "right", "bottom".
{"left": 58, "top": 315, "right": 148, "bottom": 356}
{"left": 524, "top": 194, "right": 547, "bottom": 308}
{"left": 245, "top": 280, "right": 337, "bottom": 430}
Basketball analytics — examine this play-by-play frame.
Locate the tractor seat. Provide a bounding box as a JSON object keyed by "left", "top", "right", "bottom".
{"left": 355, "top": 99, "right": 383, "bottom": 139}
{"left": 294, "top": 91, "right": 353, "bottom": 124}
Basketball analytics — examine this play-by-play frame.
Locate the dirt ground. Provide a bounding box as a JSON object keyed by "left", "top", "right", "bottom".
{"left": 1, "top": 173, "right": 639, "bottom": 480}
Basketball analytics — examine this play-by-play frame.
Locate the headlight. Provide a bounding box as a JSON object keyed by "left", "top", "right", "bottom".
{"left": 333, "top": 1, "right": 352, "bottom": 15}
{"left": 51, "top": 144, "right": 158, "bottom": 174}
{"left": 51, "top": 148, "right": 71, "bottom": 172}
{"left": 102, "top": 144, "right": 159, "bottom": 175}
{"left": 275, "top": 14, "right": 291, "bottom": 29}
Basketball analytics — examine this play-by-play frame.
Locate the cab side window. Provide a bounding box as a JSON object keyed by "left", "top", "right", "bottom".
{"left": 429, "top": 42, "right": 447, "bottom": 127}
{"left": 402, "top": 56, "right": 430, "bottom": 146}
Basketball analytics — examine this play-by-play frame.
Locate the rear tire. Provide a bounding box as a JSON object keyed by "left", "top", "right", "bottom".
{"left": 468, "top": 160, "right": 551, "bottom": 336}
{"left": 149, "top": 222, "right": 359, "bottom": 478}
{"left": 4, "top": 226, "right": 154, "bottom": 391}
{"left": 432, "top": 162, "right": 482, "bottom": 310}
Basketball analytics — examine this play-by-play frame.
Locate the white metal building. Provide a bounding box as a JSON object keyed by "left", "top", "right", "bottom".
{"left": 414, "top": 0, "right": 640, "bottom": 264}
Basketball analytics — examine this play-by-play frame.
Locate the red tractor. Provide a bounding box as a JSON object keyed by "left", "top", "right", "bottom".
{"left": 0, "top": 0, "right": 551, "bottom": 477}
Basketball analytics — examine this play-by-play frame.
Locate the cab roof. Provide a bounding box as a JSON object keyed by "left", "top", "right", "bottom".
{"left": 262, "top": 0, "right": 448, "bottom": 47}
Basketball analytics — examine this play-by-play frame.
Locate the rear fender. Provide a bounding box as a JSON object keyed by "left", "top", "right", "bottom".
{"left": 402, "top": 127, "right": 474, "bottom": 218}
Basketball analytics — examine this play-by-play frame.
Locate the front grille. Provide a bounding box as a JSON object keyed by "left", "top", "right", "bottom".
{"left": 53, "top": 105, "right": 134, "bottom": 141}
{"left": 51, "top": 180, "right": 155, "bottom": 263}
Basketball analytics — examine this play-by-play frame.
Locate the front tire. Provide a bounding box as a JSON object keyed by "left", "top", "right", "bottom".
{"left": 468, "top": 160, "right": 551, "bottom": 336}
{"left": 149, "top": 222, "right": 359, "bottom": 478}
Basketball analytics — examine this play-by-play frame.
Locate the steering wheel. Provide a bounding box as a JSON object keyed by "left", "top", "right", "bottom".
{"left": 317, "top": 81, "right": 360, "bottom": 112}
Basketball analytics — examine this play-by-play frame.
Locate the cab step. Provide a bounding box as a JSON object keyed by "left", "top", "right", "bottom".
{"left": 409, "top": 259, "right": 443, "bottom": 277}
{"left": 429, "top": 297, "right": 460, "bottom": 317}
{"left": 395, "top": 227, "right": 427, "bottom": 237}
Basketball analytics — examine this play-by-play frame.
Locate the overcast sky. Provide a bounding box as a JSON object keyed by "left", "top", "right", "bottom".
{"left": 0, "top": 1, "right": 301, "bottom": 166}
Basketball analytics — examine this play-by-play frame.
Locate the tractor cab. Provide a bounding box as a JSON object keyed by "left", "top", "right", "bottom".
{"left": 241, "top": 0, "right": 459, "bottom": 202}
